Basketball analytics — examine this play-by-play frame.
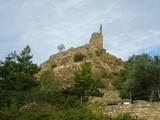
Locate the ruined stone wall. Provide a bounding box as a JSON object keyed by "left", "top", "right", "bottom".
{"left": 89, "top": 32, "right": 103, "bottom": 48}
{"left": 103, "top": 100, "right": 160, "bottom": 120}
{"left": 89, "top": 24, "right": 103, "bottom": 48}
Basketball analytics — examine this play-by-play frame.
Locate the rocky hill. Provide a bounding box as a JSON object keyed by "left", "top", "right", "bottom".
{"left": 38, "top": 25, "right": 125, "bottom": 100}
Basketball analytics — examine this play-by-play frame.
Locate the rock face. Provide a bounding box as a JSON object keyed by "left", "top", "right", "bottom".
{"left": 38, "top": 25, "right": 125, "bottom": 99}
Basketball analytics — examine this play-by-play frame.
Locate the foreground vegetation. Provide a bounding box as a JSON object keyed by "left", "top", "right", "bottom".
{"left": 1, "top": 106, "right": 140, "bottom": 120}
{"left": 0, "top": 46, "right": 143, "bottom": 119}
{"left": 117, "top": 54, "right": 160, "bottom": 102}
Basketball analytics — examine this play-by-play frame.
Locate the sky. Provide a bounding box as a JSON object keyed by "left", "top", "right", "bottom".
{"left": 0, "top": 0, "right": 160, "bottom": 64}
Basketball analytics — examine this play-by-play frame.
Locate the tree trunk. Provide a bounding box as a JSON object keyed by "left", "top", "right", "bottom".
{"left": 158, "top": 88, "right": 160, "bottom": 100}
{"left": 150, "top": 89, "right": 155, "bottom": 102}
{"left": 81, "top": 95, "right": 83, "bottom": 104}
{"left": 129, "top": 91, "right": 133, "bottom": 104}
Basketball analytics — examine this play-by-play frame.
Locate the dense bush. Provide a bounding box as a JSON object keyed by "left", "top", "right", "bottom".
{"left": 1, "top": 107, "right": 140, "bottom": 120}
{"left": 0, "top": 108, "right": 19, "bottom": 120}
{"left": 0, "top": 45, "right": 39, "bottom": 92}
{"left": 26, "top": 70, "right": 81, "bottom": 109}
{"left": 74, "top": 53, "right": 85, "bottom": 62}
{"left": 0, "top": 46, "right": 142, "bottom": 120}
{"left": 117, "top": 54, "right": 160, "bottom": 102}
{"left": 113, "top": 113, "right": 140, "bottom": 120}
{"left": 63, "top": 61, "right": 105, "bottom": 104}
{"left": 0, "top": 110, "right": 7, "bottom": 120}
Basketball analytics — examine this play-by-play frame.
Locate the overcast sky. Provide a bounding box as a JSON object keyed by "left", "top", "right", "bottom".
{"left": 0, "top": 0, "right": 160, "bottom": 64}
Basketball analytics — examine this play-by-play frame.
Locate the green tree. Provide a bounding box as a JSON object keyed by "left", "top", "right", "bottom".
{"left": 57, "top": 44, "right": 65, "bottom": 52}
{"left": 0, "top": 45, "right": 39, "bottom": 107}
{"left": 63, "top": 61, "right": 105, "bottom": 103}
{"left": 118, "top": 54, "right": 160, "bottom": 101}
{"left": 0, "top": 45, "right": 39, "bottom": 91}
{"left": 30, "top": 70, "right": 60, "bottom": 104}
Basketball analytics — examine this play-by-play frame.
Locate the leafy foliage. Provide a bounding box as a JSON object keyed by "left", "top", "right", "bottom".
{"left": 57, "top": 44, "right": 65, "bottom": 52}
{"left": 117, "top": 54, "right": 160, "bottom": 101}
{"left": 74, "top": 53, "right": 85, "bottom": 62}
{"left": 0, "top": 107, "right": 141, "bottom": 120}
{"left": 0, "top": 45, "right": 39, "bottom": 91}
{"left": 27, "top": 70, "right": 81, "bottom": 109}
{"left": 0, "top": 46, "right": 142, "bottom": 120}
{"left": 0, "top": 45, "right": 39, "bottom": 107}
{"left": 27, "top": 71, "right": 60, "bottom": 105}
{"left": 63, "top": 61, "right": 105, "bottom": 103}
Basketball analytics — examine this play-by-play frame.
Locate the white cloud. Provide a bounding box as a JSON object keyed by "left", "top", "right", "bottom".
{"left": 0, "top": 0, "right": 160, "bottom": 64}
{"left": 149, "top": 30, "right": 160, "bottom": 35}
{"left": 106, "top": 29, "right": 160, "bottom": 60}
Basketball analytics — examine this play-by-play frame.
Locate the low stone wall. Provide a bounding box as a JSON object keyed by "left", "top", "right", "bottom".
{"left": 103, "top": 100, "right": 160, "bottom": 120}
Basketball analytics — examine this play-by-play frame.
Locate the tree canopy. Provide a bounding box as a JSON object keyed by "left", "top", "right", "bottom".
{"left": 57, "top": 44, "right": 65, "bottom": 52}
{"left": 117, "top": 54, "right": 160, "bottom": 101}
{"left": 0, "top": 45, "right": 39, "bottom": 92}
{"left": 63, "top": 61, "right": 105, "bottom": 103}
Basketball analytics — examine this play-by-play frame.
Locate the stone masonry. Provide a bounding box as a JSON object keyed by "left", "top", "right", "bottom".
{"left": 89, "top": 25, "right": 103, "bottom": 48}
{"left": 103, "top": 100, "right": 160, "bottom": 120}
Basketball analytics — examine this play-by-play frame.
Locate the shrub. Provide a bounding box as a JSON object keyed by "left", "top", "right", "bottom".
{"left": 0, "top": 110, "right": 7, "bottom": 120}
{"left": 95, "top": 49, "right": 103, "bottom": 56}
{"left": 1, "top": 107, "right": 141, "bottom": 120}
{"left": 16, "top": 107, "right": 111, "bottom": 120}
{"left": 114, "top": 113, "right": 141, "bottom": 120}
{"left": 58, "top": 95, "right": 81, "bottom": 109}
{"left": 51, "top": 62, "right": 57, "bottom": 68}
{"left": 0, "top": 108, "right": 18, "bottom": 120}
{"left": 74, "top": 53, "right": 85, "bottom": 62}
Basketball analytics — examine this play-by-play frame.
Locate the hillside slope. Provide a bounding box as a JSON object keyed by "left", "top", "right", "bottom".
{"left": 38, "top": 26, "right": 125, "bottom": 100}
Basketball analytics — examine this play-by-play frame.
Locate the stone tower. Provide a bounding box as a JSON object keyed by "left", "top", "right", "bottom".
{"left": 100, "top": 24, "right": 102, "bottom": 35}
{"left": 89, "top": 25, "right": 103, "bottom": 48}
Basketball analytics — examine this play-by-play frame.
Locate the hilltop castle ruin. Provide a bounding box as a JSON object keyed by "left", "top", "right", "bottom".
{"left": 89, "top": 24, "right": 103, "bottom": 48}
